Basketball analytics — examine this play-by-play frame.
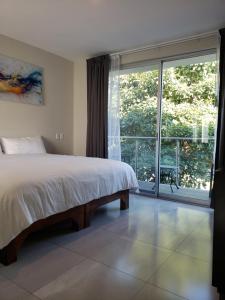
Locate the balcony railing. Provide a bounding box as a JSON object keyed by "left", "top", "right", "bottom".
{"left": 120, "top": 135, "right": 215, "bottom": 192}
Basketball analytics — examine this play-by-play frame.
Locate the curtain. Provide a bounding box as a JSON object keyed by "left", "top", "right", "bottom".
{"left": 211, "top": 29, "right": 225, "bottom": 207}
{"left": 215, "top": 29, "right": 225, "bottom": 171}
{"left": 212, "top": 28, "right": 225, "bottom": 296}
{"left": 86, "top": 55, "right": 110, "bottom": 158}
{"left": 108, "top": 55, "right": 121, "bottom": 160}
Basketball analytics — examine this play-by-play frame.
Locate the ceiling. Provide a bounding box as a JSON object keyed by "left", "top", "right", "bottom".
{"left": 0, "top": 0, "right": 224, "bottom": 61}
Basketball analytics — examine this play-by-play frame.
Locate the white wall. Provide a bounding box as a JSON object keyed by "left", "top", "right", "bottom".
{"left": 0, "top": 34, "right": 74, "bottom": 154}
{"left": 73, "top": 57, "right": 87, "bottom": 156}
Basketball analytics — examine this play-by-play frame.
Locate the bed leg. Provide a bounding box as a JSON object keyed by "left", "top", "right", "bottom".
{"left": 71, "top": 216, "right": 83, "bottom": 231}
{"left": 71, "top": 220, "right": 80, "bottom": 231}
{"left": 0, "top": 245, "right": 17, "bottom": 266}
{"left": 71, "top": 205, "right": 85, "bottom": 231}
{"left": 84, "top": 204, "right": 91, "bottom": 228}
{"left": 120, "top": 190, "right": 129, "bottom": 210}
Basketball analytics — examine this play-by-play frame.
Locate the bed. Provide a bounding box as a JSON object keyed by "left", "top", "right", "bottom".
{"left": 0, "top": 154, "right": 138, "bottom": 265}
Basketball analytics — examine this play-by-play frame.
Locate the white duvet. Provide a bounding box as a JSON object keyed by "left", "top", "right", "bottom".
{"left": 0, "top": 154, "right": 138, "bottom": 249}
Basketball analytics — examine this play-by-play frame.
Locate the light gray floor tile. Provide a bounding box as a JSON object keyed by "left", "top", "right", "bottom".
{"left": 0, "top": 275, "right": 38, "bottom": 300}
{"left": 49, "top": 227, "right": 119, "bottom": 258}
{"left": 156, "top": 207, "right": 206, "bottom": 235}
{"left": 0, "top": 240, "right": 85, "bottom": 293}
{"left": 132, "top": 283, "right": 187, "bottom": 300}
{"left": 93, "top": 237, "right": 172, "bottom": 281}
{"left": 176, "top": 231, "right": 212, "bottom": 262}
{"left": 175, "top": 215, "right": 214, "bottom": 261}
{"left": 34, "top": 259, "right": 144, "bottom": 300}
{"left": 194, "top": 216, "right": 214, "bottom": 239}
{"left": 104, "top": 213, "right": 188, "bottom": 250}
{"left": 150, "top": 252, "right": 218, "bottom": 300}
{"left": 143, "top": 224, "right": 188, "bottom": 250}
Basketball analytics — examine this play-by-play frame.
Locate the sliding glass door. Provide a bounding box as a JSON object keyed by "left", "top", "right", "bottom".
{"left": 159, "top": 53, "right": 218, "bottom": 204}
{"left": 120, "top": 64, "right": 160, "bottom": 194}
{"left": 118, "top": 51, "right": 218, "bottom": 205}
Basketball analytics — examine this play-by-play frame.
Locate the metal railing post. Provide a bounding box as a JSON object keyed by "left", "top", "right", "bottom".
{"left": 135, "top": 139, "right": 139, "bottom": 176}
{"left": 176, "top": 139, "right": 180, "bottom": 186}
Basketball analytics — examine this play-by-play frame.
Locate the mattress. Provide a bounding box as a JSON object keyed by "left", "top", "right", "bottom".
{"left": 0, "top": 154, "right": 138, "bottom": 249}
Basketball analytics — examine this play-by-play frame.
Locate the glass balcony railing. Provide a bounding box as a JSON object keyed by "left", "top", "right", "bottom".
{"left": 121, "top": 136, "right": 215, "bottom": 200}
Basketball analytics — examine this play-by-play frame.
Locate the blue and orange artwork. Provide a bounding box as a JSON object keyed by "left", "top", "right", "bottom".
{"left": 0, "top": 54, "right": 43, "bottom": 105}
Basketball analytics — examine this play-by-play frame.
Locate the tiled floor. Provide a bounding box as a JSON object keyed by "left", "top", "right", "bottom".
{"left": 0, "top": 195, "right": 218, "bottom": 300}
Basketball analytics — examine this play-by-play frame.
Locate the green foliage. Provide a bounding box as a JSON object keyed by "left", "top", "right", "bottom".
{"left": 120, "top": 61, "right": 217, "bottom": 190}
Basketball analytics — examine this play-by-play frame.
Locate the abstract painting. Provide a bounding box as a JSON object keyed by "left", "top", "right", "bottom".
{"left": 0, "top": 54, "right": 43, "bottom": 105}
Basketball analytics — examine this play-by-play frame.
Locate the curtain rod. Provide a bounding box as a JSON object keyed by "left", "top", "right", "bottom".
{"left": 110, "top": 30, "right": 218, "bottom": 57}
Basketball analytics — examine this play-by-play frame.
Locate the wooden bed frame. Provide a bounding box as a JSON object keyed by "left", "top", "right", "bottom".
{"left": 84, "top": 189, "right": 129, "bottom": 227}
{"left": 0, "top": 189, "right": 129, "bottom": 266}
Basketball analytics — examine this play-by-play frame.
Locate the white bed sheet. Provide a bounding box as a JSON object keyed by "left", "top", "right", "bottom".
{"left": 0, "top": 154, "right": 138, "bottom": 249}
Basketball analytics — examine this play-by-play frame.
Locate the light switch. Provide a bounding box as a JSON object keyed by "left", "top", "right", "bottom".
{"left": 60, "top": 133, "right": 64, "bottom": 140}
{"left": 55, "top": 133, "right": 60, "bottom": 140}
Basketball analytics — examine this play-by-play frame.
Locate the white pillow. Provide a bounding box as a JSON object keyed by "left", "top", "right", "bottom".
{"left": 1, "top": 136, "right": 46, "bottom": 154}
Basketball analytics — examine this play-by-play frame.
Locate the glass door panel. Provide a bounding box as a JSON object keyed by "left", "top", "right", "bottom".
{"left": 159, "top": 53, "right": 218, "bottom": 204}
{"left": 119, "top": 65, "right": 160, "bottom": 194}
